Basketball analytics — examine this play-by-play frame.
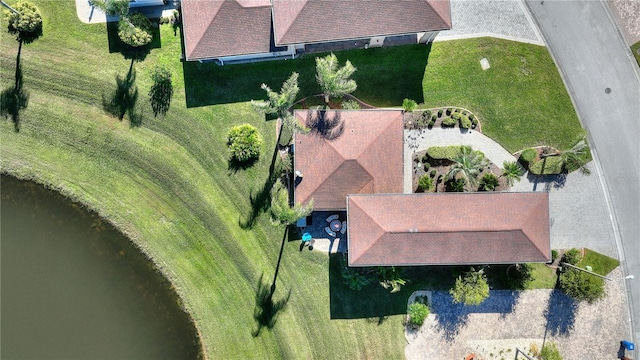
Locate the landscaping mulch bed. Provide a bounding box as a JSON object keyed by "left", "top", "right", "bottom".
{"left": 411, "top": 150, "right": 509, "bottom": 193}
{"left": 403, "top": 107, "right": 481, "bottom": 132}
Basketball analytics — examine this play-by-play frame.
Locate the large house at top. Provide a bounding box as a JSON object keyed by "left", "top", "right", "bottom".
{"left": 293, "top": 109, "right": 551, "bottom": 267}
{"left": 180, "top": 0, "right": 452, "bottom": 64}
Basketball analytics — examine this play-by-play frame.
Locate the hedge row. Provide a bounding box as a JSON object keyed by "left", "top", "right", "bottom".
{"left": 426, "top": 145, "right": 463, "bottom": 160}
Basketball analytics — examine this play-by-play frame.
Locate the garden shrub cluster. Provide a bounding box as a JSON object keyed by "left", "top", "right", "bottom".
{"left": 441, "top": 116, "right": 456, "bottom": 127}
{"left": 450, "top": 112, "right": 471, "bottom": 129}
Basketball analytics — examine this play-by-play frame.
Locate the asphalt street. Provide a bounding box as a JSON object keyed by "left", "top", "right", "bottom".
{"left": 525, "top": 0, "right": 640, "bottom": 355}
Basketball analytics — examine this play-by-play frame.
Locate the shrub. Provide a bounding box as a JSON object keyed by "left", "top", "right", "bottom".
{"left": 451, "top": 112, "right": 460, "bottom": 120}
{"left": 227, "top": 124, "right": 263, "bottom": 163}
{"left": 377, "top": 267, "right": 407, "bottom": 293}
{"left": 562, "top": 248, "right": 582, "bottom": 265}
{"left": 459, "top": 115, "right": 472, "bottom": 129}
{"left": 479, "top": 173, "right": 500, "bottom": 191}
{"left": 507, "top": 263, "right": 534, "bottom": 289}
{"left": 422, "top": 154, "right": 429, "bottom": 163}
{"left": 118, "top": 13, "right": 153, "bottom": 47}
{"left": 5, "top": 1, "right": 43, "bottom": 44}
{"left": 450, "top": 268, "right": 490, "bottom": 306}
{"left": 502, "top": 161, "right": 523, "bottom": 186}
{"left": 551, "top": 249, "right": 559, "bottom": 261}
{"left": 407, "top": 301, "right": 430, "bottom": 326}
{"left": 559, "top": 267, "right": 605, "bottom": 304}
{"left": 426, "top": 145, "right": 461, "bottom": 160}
{"left": 423, "top": 162, "right": 430, "bottom": 171}
{"left": 437, "top": 109, "right": 443, "bottom": 117}
{"left": 431, "top": 114, "right": 437, "bottom": 121}
{"left": 341, "top": 99, "right": 360, "bottom": 110}
{"left": 441, "top": 116, "right": 456, "bottom": 127}
{"left": 402, "top": 98, "right": 417, "bottom": 112}
{"left": 539, "top": 342, "right": 563, "bottom": 360}
{"left": 148, "top": 66, "right": 173, "bottom": 117}
{"left": 529, "top": 156, "right": 564, "bottom": 175}
{"left": 428, "top": 119, "right": 436, "bottom": 127}
{"left": 418, "top": 174, "right": 435, "bottom": 192}
{"left": 422, "top": 110, "right": 432, "bottom": 121}
{"left": 430, "top": 169, "right": 437, "bottom": 177}
{"left": 519, "top": 148, "right": 537, "bottom": 166}
{"left": 446, "top": 178, "right": 465, "bottom": 192}
{"left": 446, "top": 108, "right": 452, "bottom": 115}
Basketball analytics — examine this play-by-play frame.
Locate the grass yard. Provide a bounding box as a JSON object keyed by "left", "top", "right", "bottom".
{"left": 1, "top": 2, "right": 587, "bottom": 359}
{"left": 631, "top": 41, "right": 640, "bottom": 68}
{"left": 423, "top": 38, "right": 585, "bottom": 152}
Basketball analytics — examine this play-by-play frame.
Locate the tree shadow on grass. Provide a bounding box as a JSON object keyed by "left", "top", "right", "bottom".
{"left": 252, "top": 273, "right": 291, "bottom": 337}
{"left": 102, "top": 63, "right": 139, "bottom": 120}
{"left": 543, "top": 275, "right": 578, "bottom": 337}
{"left": 239, "top": 134, "right": 283, "bottom": 229}
{"left": 1, "top": 41, "right": 28, "bottom": 132}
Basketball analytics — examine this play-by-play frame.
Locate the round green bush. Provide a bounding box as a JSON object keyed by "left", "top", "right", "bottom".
{"left": 441, "top": 117, "right": 456, "bottom": 127}
{"left": 426, "top": 145, "right": 460, "bottom": 160}
{"left": 227, "top": 124, "right": 263, "bottom": 163}
{"left": 479, "top": 173, "right": 500, "bottom": 191}
{"left": 407, "top": 301, "right": 430, "bottom": 326}
{"left": 423, "top": 162, "right": 430, "bottom": 171}
{"left": 559, "top": 267, "right": 605, "bottom": 304}
{"left": 562, "top": 248, "right": 581, "bottom": 265}
{"left": 459, "top": 115, "right": 472, "bottom": 129}
{"left": 418, "top": 174, "right": 435, "bottom": 192}
{"left": 430, "top": 169, "right": 437, "bottom": 177}
{"left": 437, "top": 109, "right": 443, "bottom": 117}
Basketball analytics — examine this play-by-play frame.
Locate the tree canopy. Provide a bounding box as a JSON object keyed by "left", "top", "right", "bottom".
{"left": 449, "top": 267, "right": 490, "bottom": 306}
{"left": 4, "top": 1, "right": 43, "bottom": 44}
{"left": 252, "top": 72, "right": 299, "bottom": 119}
{"left": 315, "top": 53, "right": 357, "bottom": 103}
{"left": 148, "top": 66, "right": 173, "bottom": 117}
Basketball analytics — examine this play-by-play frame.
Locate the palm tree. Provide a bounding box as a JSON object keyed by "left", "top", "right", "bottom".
{"left": 501, "top": 161, "right": 524, "bottom": 186}
{"left": 446, "top": 146, "right": 489, "bottom": 191}
{"left": 315, "top": 53, "right": 357, "bottom": 103}
{"left": 251, "top": 72, "right": 299, "bottom": 119}
{"left": 561, "top": 136, "right": 591, "bottom": 175}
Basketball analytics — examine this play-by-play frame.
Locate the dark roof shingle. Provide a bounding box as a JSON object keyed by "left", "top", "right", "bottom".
{"left": 294, "top": 110, "right": 404, "bottom": 210}
{"left": 347, "top": 192, "right": 551, "bottom": 266}
{"left": 272, "top": 0, "right": 452, "bottom": 45}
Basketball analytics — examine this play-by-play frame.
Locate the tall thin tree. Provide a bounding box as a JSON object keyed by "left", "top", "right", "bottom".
{"left": 315, "top": 53, "right": 357, "bottom": 103}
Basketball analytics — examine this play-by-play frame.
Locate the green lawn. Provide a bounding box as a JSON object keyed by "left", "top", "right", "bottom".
{"left": 1, "top": 2, "right": 587, "bottom": 359}
{"left": 631, "top": 41, "right": 640, "bottom": 68}
{"left": 423, "top": 38, "right": 584, "bottom": 152}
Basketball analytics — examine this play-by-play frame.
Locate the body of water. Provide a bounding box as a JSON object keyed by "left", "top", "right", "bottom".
{"left": 1, "top": 176, "right": 201, "bottom": 359}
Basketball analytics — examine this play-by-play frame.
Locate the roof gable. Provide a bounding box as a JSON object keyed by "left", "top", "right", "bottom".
{"left": 347, "top": 193, "right": 551, "bottom": 266}
{"left": 294, "top": 110, "right": 404, "bottom": 210}
{"left": 272, "top": 0, "right": 452, "bottom": 45}
{"left": 182, "top": 0, "right": 273, "bottom": 60}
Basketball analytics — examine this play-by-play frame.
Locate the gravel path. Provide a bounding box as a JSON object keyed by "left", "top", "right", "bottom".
{"left": 405, "top": 268, "right": 629, "bottom": 359}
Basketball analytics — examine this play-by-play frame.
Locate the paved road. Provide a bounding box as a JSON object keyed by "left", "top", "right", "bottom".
{"left": 525, "top": 0, "right": 640, "bottom": 355}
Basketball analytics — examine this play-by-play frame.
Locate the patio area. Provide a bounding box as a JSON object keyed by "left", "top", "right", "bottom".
{"left": 298, "top": 211, "right": 348, "bottom": 254}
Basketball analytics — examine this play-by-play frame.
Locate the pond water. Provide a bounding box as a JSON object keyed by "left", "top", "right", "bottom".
{"left": 1, "top": 176, "right": 202, "bottom": 359}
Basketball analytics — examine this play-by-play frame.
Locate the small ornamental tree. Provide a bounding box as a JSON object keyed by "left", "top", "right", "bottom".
{"left": 269, "top": 180, "right": 313, "bottom": 226}
{"left": 315, "top": 53, "right": 357, "bottom": 103}
{"left": 478, "top": 173, "right": 500, "bottom": 191}
{"left": 558, "top": 267, "right": 605, "bottom": 304}
{"left": 5, "top": 1, "right": 43, "bottom": 44}
{"left": 407, "top": 302, "right": 430, "bottom": 326}
{"left": 91, "top": 0, "right": 129, "bottom": 17}
{"left": 148, "top": 66, "right": 173, "bottom": 117}
{"left": 418, "top": 174, "right": 435, "bottom": 192}
{"left": 402, "top": 98, "right": 417, "bottom": 112}
{"left": 118, "top": 12, "right": 152, "bottom": 48}
{"left": 227, "top": 124, "right": 263, "bottom": 163}
{"left": 251, "top": 72, "right": 299, "bottom": 119}
{"left": 502, "top": 161, "right": 523, "bottom": 186}
{"left": 450, "top": 267, "right": 490, "bottom": 306}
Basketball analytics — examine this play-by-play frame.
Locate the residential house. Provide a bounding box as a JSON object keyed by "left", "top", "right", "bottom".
{"left": 293, "top": 109, "right": 551, "bottom": 266}
{"left": 181, "top": 0, "right": 452, "bottom": 64}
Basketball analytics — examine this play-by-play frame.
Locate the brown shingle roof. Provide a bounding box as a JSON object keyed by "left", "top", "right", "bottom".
{"left": 347, "top": 192, "right": 551, "bottom": 266}
{"left": 181, "top": 0, "right": 273, "bottom": 60}
{"left": 294, "top": 110, "right": 404, "bottom": 211}
{"left": 272, "top": 0, "right": 452, "bottom": 45}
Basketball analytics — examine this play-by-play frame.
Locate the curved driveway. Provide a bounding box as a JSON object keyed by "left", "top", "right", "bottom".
{"left": 526, "top": 0, "right": 640, "bottom": 355}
